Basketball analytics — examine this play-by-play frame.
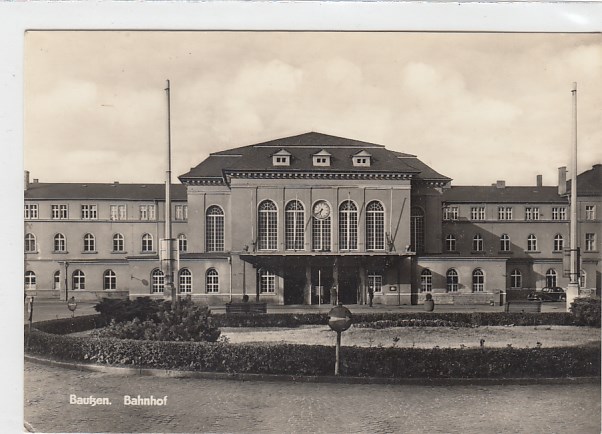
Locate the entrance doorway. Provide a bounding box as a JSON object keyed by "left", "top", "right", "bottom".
{"left": 338, "top": 268, "right": 359, "bottom": 304}
{"left": 283, "top": 270, "right": 305, "bottom": 305}
{"left": 311, "top": 267, "right": 333, "bottom": 305}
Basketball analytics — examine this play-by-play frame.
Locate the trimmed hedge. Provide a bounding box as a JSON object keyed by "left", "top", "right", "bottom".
{"left": 25, "top": 327, "right": 600, "bottom": 379}
{"left": 33, "top": 315, "right": 108, "bottom": 335}
{"left": 213, "top": 312, "right": 577, "bottom": 328}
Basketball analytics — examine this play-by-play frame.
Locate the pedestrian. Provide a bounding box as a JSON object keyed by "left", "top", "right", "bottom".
{"left": 424, "top": 293, "right": 435, "bottom": 312}
{"left": 368, "top": 285, "right": 374, "bottom": 307}
{"left": 331, "top": 286, "right": 337, "bottom": 306}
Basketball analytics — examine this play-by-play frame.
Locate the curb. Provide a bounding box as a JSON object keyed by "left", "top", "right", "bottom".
{"left": 25, "top": 354, "right": 601, "bottom": 386}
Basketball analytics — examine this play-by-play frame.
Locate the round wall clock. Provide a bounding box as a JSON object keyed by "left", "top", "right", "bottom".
{"left": 313, "top": 200, "right": 331, "bottom": 219}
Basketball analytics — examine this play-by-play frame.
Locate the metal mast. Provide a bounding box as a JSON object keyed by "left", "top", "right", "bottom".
{"left": 165, "top": 80, "right": 176, "bottom": 305}
{"left": 567, "top": 82, "right": 579, "bottom": 310}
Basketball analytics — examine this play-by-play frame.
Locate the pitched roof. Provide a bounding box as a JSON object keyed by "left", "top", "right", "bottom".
{"left": 25, "top": 182, "right": 187, "bottom": 201}
{"left": 179, "top": 132, "right": 450, "bottom": 182}
{"left": 442, "top": 186, "right": 567, "bottom": 204}
{"left": 567, "top": 164, "right": 602, "bottom": 197}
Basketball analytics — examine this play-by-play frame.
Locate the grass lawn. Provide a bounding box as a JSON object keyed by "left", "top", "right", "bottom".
{"left": 221, "top": 325, "right": 601, "bottom": 349}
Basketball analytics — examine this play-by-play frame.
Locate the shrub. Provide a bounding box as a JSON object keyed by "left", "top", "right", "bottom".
{"left": 94, "top": 297, "right": 162, "bottom": 323}
{"left": 570, "top": 297, "right": 601, "bottom": 327}
{"left": 93, "top": 298, "right": 221, "bottom": 342}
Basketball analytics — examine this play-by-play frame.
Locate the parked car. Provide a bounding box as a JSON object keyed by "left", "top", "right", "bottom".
{"left": 527, "top": 287, "right": 567, "bottom": 302}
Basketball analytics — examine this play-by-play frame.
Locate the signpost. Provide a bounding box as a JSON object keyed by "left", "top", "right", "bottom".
{"left": 67, "top": 296, "right": 77, "bottom": 318}
{"left": 327, "top": 303, "right": 352, "bottom": 376}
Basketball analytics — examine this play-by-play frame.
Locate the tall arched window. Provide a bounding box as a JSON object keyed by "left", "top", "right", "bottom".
{"left": 500, "top": 234, "right": 510, "bottom": 252}
{"left": 366, "top": 201, "right": 385, "bottom": 250}
{"left": 142, "top": 233, "right": 153, "bottom": 252}
{"left": 72, "top": 270, "right": 85, "bottom": 290}
{"left": 420, "top": 269, "right": 432, "bottom": 293}
{"left": 580, "top": 269, "right": 587, "bottom": 288}
{"left": 53, "top": 270, "right": 61, "bottom": 290}
{"left": 83, "top": 233, "right": 96, "bottom": 252}
{"left": 312, "top": 202, "right": 331, "bottom": 252}
{"left": 527, "top": 234, "right": 537, "bottom": 252}
{"left": 179, "top": 268, "right": 192, "bottom": 293}
{"left": 206, "top": 206, "right": 225, "bottom": 252}
{"left": 285, "top": 200, "right": 305, "bottom": 250}
{"left": 545, "top": 269, "right": 557, "bottom": 288}
{"left": 553, "top": 234, "right": 564, "bottom": 252}
{"left": 510, "top": 269, "right": 522, "bottom": 288}
{"left": 339, "top": 200, "right": 358, "bottom": 250}
{"left": 446, "top": 269, "right": 459, "bottom": 292}
{"left": 410, "top": 207, "right": 425, "bottom": 253}
{"left": 113, "top": 234, "right": 124, "bottom": 252}
{"left": 258, "top": 201, "right": 278, "bottom": 250}
{"left": 445, "top": 234, "right": 456, "bottom": 252}
{"left": 103, "top": 270, "right": 116, "bottom": 290}
{"left": 206, "top": 268, "right": 219, "bottom": 293}
{"left": 25, "top": 271, "right": 36, "bottom": 290}
{"left": 472, "top": 234, "right": 483, "bottom": 252}
{"left": 151, "top": 269, "right": 164, "bottom": 293}
{"left": 178, "top": 234, "right": 188, "bottom": 252}
{"left": 25, "top": 233, "right": 36, "bottom": 252}
{"left": 54, "top": 233, "right": 66, "bottom": 252}
{"left": 472, "top": 269, "right": 485, "bottom": 292}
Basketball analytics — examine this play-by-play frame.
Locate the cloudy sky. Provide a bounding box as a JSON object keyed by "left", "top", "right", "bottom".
{"left": 25, "top": 31, "right": 601, "bottom": 186}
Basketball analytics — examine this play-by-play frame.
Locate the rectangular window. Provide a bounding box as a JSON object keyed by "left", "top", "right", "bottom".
{"left": 24, "top": 204, "right": 38, "bottom": 219}
{"left": 525, "top": 207, "right": 540, "bottom": 220}
{"left": 585, "top": 233, "right": 596, "bottom": 252}
{"left": 443, "top": 206, "right": 459, "bottom": 220}
{"left": 585, "top": 205, "right": 596, "bottom": 220}
{"left": 470, "top": 207, "right": 485, "bottom": 220}
{"left": 175, "top": 205, "right": 188, "bottom": 221}
{"left": 51, "top": 204, "right": 68, "bottom": 219}
{"left": 81, "top": 204, "right": 97, "bottom": 220}
{"left": 552, "top": 207, "right": 566, "bottom": 220}
{"left": 260, "top": 271, "right": 276, "bottom": 293}
{"left": 498, "top": 207, "right": 512, "bottom": 220}
{"left": 367, "top": 273, "right": 383, "bottom": 294}
{"left": 110, "top": 205, "right": 127, "bottom": 220}
{"left": 140, "top": 205, "right": 156, "bottom": 221}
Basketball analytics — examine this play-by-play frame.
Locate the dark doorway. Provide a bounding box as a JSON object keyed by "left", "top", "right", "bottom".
{"left": 339, "top": 267, "right": 359, "bottom": 304}
{"left": 283, "top": 269, "right": 306, "bottom": 305}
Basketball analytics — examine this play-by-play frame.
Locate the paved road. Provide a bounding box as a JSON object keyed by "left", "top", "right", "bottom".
{"left": 25, "top": 298, "right": 568, "bottom": 324}
{"left": 25, "top": 361, "right": 600, "bottom": 433}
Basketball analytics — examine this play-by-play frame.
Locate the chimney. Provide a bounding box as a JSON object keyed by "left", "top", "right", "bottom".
{"left": 24, "top": 170, "right": 30, "bottom": 190}
{"left": 536, "top": 175, "right": 543, "bottom": 187}
{"left": 496, "top": 180, "right": 505, "bottom": 189}
{"left": 33, "top": 178, "right": 39, "bottom": 183}
{"left": 558, "top": 166, "right": 567, "bottom": 195}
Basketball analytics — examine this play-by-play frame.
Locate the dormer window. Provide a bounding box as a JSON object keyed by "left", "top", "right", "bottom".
{"left": 313, "top": 150, "right": 331, "bottom": 167}
{"left": 352, "top": 150, "right": 371, "bottom": 167}
{"left": 272, "top": 149, "right": 291, "bottom": 166}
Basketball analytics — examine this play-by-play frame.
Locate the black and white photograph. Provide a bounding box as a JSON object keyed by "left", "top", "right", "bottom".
{"left": 8, "top": 2, "right": 602, "bottom": 433}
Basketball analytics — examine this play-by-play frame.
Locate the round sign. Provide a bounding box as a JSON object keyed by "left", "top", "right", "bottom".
{"left": 67, "top": 297, "right": 77, "bottom": 312}
{"left": 328, "top": 304, "right": 352, "bottom": 332}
